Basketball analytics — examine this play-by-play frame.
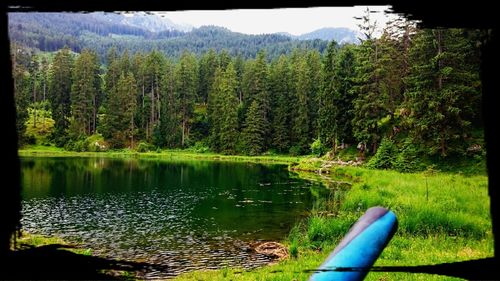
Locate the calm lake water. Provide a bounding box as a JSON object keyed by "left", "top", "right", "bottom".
{"left": 20, "top": 156, "right": 329, "bottom": 278}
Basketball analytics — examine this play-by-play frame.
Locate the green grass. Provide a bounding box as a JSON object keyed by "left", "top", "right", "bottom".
{"left": 175, "top": 166, "right": 493, "bottom": 280}
{"left": 19, "top": 145, "right": 309, "bottom": 165}
{"left": 15, "top": 231, "right": 93, "bottom": 256}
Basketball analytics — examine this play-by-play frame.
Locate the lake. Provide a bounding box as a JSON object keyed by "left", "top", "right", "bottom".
{"left": 20, "top": 156, "right": 330, "bottom": 278}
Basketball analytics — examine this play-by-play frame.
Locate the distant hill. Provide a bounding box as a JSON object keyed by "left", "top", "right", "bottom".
{"left": 280, "top": 27, "right": 360, "bottom": 44}
{"left": 93, "top": 12, "right": 193, "bottom": 33}
{"left": 8, "top": 12, "right": 328, "bottom": 61}
{"left": 8, "top": 12, "right": 329, "bottom": 60}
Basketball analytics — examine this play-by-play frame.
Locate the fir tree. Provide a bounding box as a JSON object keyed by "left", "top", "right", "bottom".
{"left": 48, "top": 46, "right": 73, "bottom": 146}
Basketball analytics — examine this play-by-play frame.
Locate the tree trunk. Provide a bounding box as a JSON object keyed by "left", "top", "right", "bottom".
{"left": 131, "top": 116, "right": 134, "bottom": 148}
{"left": 182, "top": 119, "right": 185, "bottom": 147}
{"left": 33, "top": 81, "right": 37, "bottom": 128}
{"left": 150, "top": 80, "right": 154, "bottom": 137}
{"left": 92, "top": 95, "right": 96, "bottom": 134}
{"left": 437, "top": 29, "right": 443, "bottom": 90}
{"left": 42, "top": 77, "right": 46, "bottom": 130}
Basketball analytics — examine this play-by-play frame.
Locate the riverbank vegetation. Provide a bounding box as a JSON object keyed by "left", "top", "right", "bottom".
{"left": 176, "top": 166, "right": 492, "bottom": 281}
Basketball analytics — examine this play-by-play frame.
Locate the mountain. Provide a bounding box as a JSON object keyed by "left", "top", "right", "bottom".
{"left": 280, "top": 27, "right": 360, "bottom": 44}
{"left": 93, "top": 12, "right": 192, "bottom": 33}
{"left": 8, "top": 13, "right": 329, "bottom": 61}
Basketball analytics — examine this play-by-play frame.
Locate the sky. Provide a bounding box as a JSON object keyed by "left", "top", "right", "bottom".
{"left": 154, "top": 6, "right": 401, "bottom": 36}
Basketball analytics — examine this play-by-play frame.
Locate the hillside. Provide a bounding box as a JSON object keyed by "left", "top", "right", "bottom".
{"left": 8, "top": 12, "right": 329, "bottom": 60}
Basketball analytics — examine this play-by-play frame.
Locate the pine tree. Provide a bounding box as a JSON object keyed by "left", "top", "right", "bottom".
{"left": 318, "top": 41, "right": 338, "bottom": 150}
{"left": 352, "top": 38, "right": 386, "bottom": 154}
{"left": 306, "top": 50, "right": 322, "bottom": 140}
{"left": 155, "top": 59, "right": 180, "bottom": 148}
{"left": 11, "top": 43, "right": 31, "bottom": 144}
{"left": 70, "top": 48, "right": 101, "bottom": 137}
{"left": 175, "top": 51, "right": 198, "bottom": 147}
{"left": 103, "top": 72, "right": 137, "bottom": 148}
{"left": 269, "top": 55, "right": 292, "bottom": 152}
{"left": 292, "top": 55, "right": 311, "bottom": 154}
{"left": 242, "top": 99, "right": 266, "bottom": 155}
{"left": 218, "top": 62, "right": 240, "bottom": 154}
{"left": 241, "top": 51, "right": 270, "bottom": 155}
{"left": 334, "top": 45, "right": 358, "bottom": 145}
{"left": 198, "top": 49, "right": 217, "bottom": 104}
{"left": 142, "top": 50, "right": 166, "bottom": 141}
{"left": 207, "top": 67, "right": 223, "bottom": 151}
{"left": 402, "top": 29, "right": 481, "bottom": 156}
{"left": 48, "top": 46, "right": 73, "bottom": 146}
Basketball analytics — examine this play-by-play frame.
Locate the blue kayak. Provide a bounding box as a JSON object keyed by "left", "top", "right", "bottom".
{"left": 309, "top": 206, "right": 398, "bottom": 281}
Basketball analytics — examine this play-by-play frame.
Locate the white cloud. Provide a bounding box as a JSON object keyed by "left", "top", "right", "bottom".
{"left": 154, "top": 6, "right": 400, "bottom": 35}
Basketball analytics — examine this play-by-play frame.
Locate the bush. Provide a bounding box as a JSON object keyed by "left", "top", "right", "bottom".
{"left": 394, "top": 140, "right": 423, "bottom": 172}
{"left": 24, "top": 134, "right": 37, "bottom": 145}
{"left": 289, "top": 145, "right": 303, "bottom": 156}
{"left": 85, "top": 134, "right": 108, "bottom": 152}
{"left": 136, "top": 141, "right": 153, "bottom": 153}
{"left": 310, "top": 138, "right": 325, "bottom": 156}
{"left": 192, "top": 141, "right": 210, "bottom": 153}
{"left": 289, "top": 240, "right": 299, "bottom": 259}
{"left": 367, "top": 138, "right": 397, "bottom": 169}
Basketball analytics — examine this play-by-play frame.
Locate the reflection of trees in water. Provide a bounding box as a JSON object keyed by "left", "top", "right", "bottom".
{"left": 291, "top": 170, "right": 352, "bottom": 217}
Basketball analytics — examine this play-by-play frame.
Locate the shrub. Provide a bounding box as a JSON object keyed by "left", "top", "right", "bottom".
{"left": 394, "top": 140, "right": 423, "bottom": 172}
{"left": 136, "top": 141, "right": 153, "bottom": 153}
{"left": 289, "top": 240, "right": 299, "bottom": 259}
{"left": 24, "top": 134, "right": 37, "bottom": 145}
{"left": 289, "top": 145, "right": 303, "bottom": 156}
{"left": 367, "top": 138, "right": 397, "bottom": 169}
{"left": 192, "top": 141, "right": 210, "bottom": 153}
{"left": 310, "top": 138, "right": 325, "bottom": 156}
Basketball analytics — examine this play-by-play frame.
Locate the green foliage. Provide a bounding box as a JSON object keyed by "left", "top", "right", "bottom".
{"left": 103, "top": 72, "right": 138, "bottom": 148}
{"left": 70, "top": 48, "right": 101, "bottom": 137}
{"left": 393, "top": 140, "right": 423, "bottom": 172}
{"left": 402, "top": 29, "right": 481, "bottom": 157}
{"left": 366, "top": 138, "right": 397, "bottom": 169}
{"left": 310, "top": 138, "right": 325, "bottom": 156}
{"left": 48, "top": 47, "right": 74, "bottom": 146}
{"left": 289, "top": 240, "right": 299, "bottom": 259}
{"left": 136, "top": 141, "right": 154, "bottom": 153}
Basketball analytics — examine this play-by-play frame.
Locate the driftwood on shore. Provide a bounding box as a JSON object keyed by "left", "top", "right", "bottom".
{"left": 253, "top": 242, "right": 289, "bottom": 260}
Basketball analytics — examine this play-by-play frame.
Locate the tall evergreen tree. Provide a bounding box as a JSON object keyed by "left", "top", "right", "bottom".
{"left": 142, "top": 50, "right": 166, "bottom": 140}
{"left": 334, "top": 45, "right": 358, "bottom": 145}
{"left": 48, "top": 46, "right": 73, "bottom": 146}
{"left": 318, "top": 41, "right": 338, "bottom": 150}
{"left": 198, "top": 49, "right": 217, "bottom": 104}
{"left": 155, "top": 59, "right": 180, "bottom": 148}
{"left": 402, "top": 29, "right": 481, "bottom": 156}
{"left": 306, "top": 50, "right": 322, "bottom": 140}
{"left": 292, "top": 55, "right": 311, "bottom": 154}
{"left": 11, "top": 43, "right": 31, "bottom": 144}
{"left": 175, "top": 51, "right": 198, "bottom": 147}
{"left": 241, "top": 51, "right": 270, "bottom": 155}
{"left": 208, "top": 63, "right": 239, "bottom": 153}
{"left": 269, "top": 55, "right": 292, "bottom": 152}
{"left": 70, "top": 48, "right": 101, "bottom": 137}
{"left": 103, "top": 72, "right": 137, "bottom": 148}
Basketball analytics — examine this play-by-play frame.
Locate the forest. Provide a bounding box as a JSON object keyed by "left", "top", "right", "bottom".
{"left": 11, "top": 17, "right": 485, "bottom": 170}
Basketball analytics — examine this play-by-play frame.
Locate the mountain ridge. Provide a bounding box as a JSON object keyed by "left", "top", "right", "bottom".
{"left": 8, "top": 12, "right": 358, "bottom": 60}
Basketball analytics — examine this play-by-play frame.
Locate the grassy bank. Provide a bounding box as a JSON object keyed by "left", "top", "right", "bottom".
{"left": 14, "top": 231, "right": 93, "bottom": 256}
{"left": 176, "top": 167, "right": 493, "bottom": 280}
{"left": 19, "top": 145, "right": 307, "bottom": 165}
